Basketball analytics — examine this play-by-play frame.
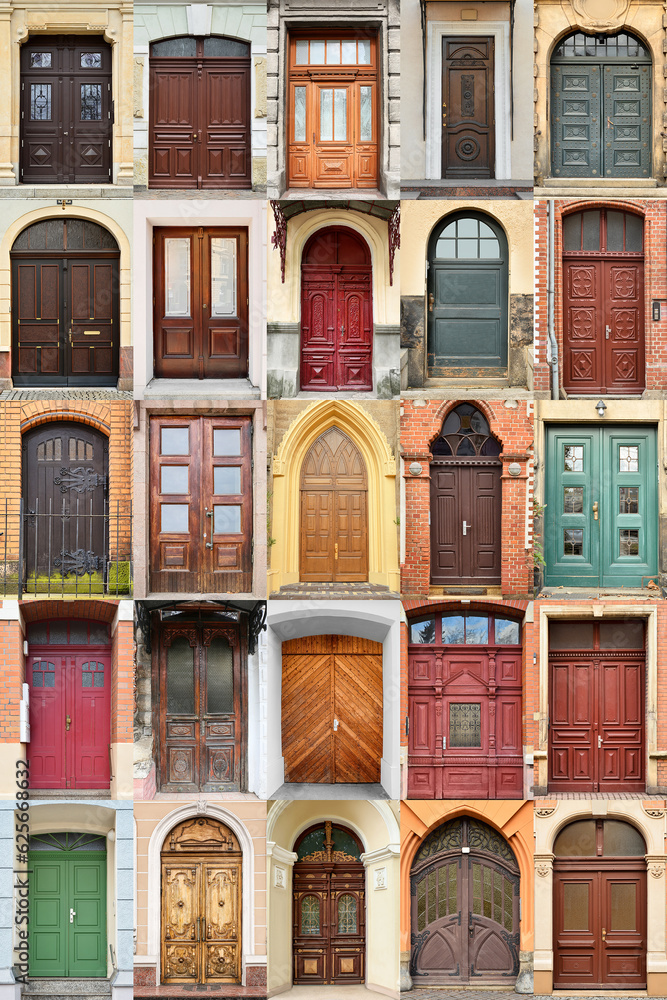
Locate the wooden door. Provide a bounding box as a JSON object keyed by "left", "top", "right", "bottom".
{"left": 287, "top": 33, "right": 379, "bottom": 189}
{"left": 300, "top": 426, "right": 368, "bottom": 582}
{"left": 408, "top": 612, "right": 522, "bottom": 799}
{"left": 300, "top": 227, "right": 373, "bottom": 391}
{"left": 430, "top": 463, "right": 502, "bottom": 585}
{"left": 154, "top": 227, "right": 248, "bottom": 379}
{"left": 410, "top": 818, "right": 520, "bottom": 985}
{"left": 150, "top": 415, "right": 252, "bottom": 594}
{"left": 441, "top": 37, "right": 494, "bottom": 179}
{"left": 149, "top": 36, "right": 251, "bottom": 190}
{"left": 161, "top": 818, "right": 242, "bottom": 984}
{"left": 156, "top": 620, "right": 245, "bottom": 793}
{"left": 293, "top": 822, "right": 365, "bottom": 985}
{"left": 20, "top": 36, "right": 112, "bottom": 184}
{"left": 282, "top": 635, "right": 382, "bottom": 784}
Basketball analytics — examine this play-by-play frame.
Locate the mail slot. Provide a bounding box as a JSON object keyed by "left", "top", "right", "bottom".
{"left": 83, "top": 331, "right": 101, "bottom": 335}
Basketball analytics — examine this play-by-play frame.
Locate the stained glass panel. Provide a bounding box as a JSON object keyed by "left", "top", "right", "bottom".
{"left": 30, "top": 52, "right": 52, "bottom": 68}
{"left": 619, "top": 445, "right": 639, "bottom": 472}
{"left": 449, "top": 703, "right": 481, "bottom": 748}
{"left": 30, "top": 84, "right": 51, "bottom": 121}
{"left": 301, "top": 895, "right": 320, "bottom": 935}
{"left": 81, "top": 52, "right": 102, "bottom": 68}
{"left": 80, "top": 84, "right": 102, "bottom": 120}
{"left": 564, "top": 445, "right": 584, "bottom": 472}
{"left": 337, "top": 894, "right": 357, "bottom": 934}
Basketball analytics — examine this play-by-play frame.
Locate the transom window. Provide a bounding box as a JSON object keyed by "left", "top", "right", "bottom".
{"left": 562, "top": 209, "right": 643, "bottom": 254}
{"left": 554, "top": 819, "right": 645, "bottom": 857}
{"left": 432, "top": 404, "right": 501, "bottom": 457}
{"left": 409, "top": 613, "right": 521, "bottom": 646}
{"left": 294, "top": 38, "right": 371, "bottom": 66}
{"left": 549, "top": 619, "right": 644, "bottom": 650}
{"left": 150, "top": 35, "right": 250, "bottom": 58}
{"left": 30, "top": 52, "right": 52, "bottom": 68}
{"left": 433, "top": 216, "right": 502, "bottom": 260}
{"left": 553, "top": 31, "right": 649, "bottom": 60}
{"left": 27, "top": 620, "right": 110, "bottom": 645}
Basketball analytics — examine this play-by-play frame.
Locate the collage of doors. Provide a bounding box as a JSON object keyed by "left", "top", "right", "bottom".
{"left": 4, "top": 0, "right": 667, "bottom": 1000}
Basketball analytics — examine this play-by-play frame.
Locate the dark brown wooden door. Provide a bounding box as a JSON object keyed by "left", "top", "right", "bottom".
{"left": 150, "top": 415, "right": 252, "bottom": 594}
{"left": 282, "top": 635, "right": 382, "bottom": 784}
{"left": 149, "top": 36, "right": 251, "bottom": 190}
{"left": 21, "top": 36, "right": 112, "bottom": 183}
{"left": 441, "top": 37, "right": 494, "bottom": 179}
{"left": 293, "top": 822, "right": 365, "bottom": 985}
{"left": 154, "top": 227, "right": 248, "bottom": 379}
{"left": 288, "top": 33, "right": 379, "bottom": 189}
{"left": 563, "top": 209, "right": 644, "bottom": 394}
{"left": 430, "top": 463, "right": 501, "bottom": 585}
{"left": 300, "top": 228, "right": 373, "bottom": 391}
{"left": 300, "top": 426, "right": 368, "bottom": 582}
{"left": 156, "top": 619, "right": 245, "bottom": 793}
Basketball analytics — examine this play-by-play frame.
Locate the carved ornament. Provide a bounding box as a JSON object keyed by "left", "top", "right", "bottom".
{"left": 570, "top": 0, "right": 632, "bottom": 32}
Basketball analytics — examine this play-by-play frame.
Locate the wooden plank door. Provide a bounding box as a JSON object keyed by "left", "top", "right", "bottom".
{"left": 551, "top": 64, "right": 600, "bottom": 177}
{"left": 28, "top": 654, "right": 65, "bottom": 788}
{"left": 68, "top": 258, "right": 119, "bottom": 381}
{"left": 603, "top": 64, "right": 651, "bottom": 179}
{"left": 202, "top": 60, "right": 251, "bottom": 188}
{"left": 430, "top": 463, "right": 502, "bottom": 585}
{"left": 13, "top": 259, "right": 62, "bottom": 380}
{"left": 149, "top": 62, "right": 198, "bottom": 187}
{"left": 600, "top": 871, "right": 646, "bottom": 987}
{"left": 73, "top": 654, "right": 111, "bottom": 788}
{"left": 441, "top": 37, "right": 494, "bottom": 179}
{"left": 333, "top": 638, "right": 383, "bottom": 783}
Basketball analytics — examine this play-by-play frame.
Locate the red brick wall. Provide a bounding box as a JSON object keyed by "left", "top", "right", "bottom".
{"left": 112, "top": 618, "right": 134, "bottom": 743}
{"left": 0, "top": 615, "right": 22, "bottom": 742}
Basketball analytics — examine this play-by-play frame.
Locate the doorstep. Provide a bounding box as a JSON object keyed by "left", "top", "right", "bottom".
{"left": 0, "top": 388, "right": 133, "bottom": 400}
{"left": 142, "top": 379, "right": 261, "bottom": 399}
{"left": 538, "top": 586, "right": 663, "bottom": 600}
{"left": 0, "top": 185, "right": 132, "bottom": 198}
{"left": 401, "top": 179, "right": 533, "bottom": 200}
{"left": 270, "top": 583, "right": 400, "bottom": 600}
{"left": 270, "top": 782, "right": 389, "bottom": 800}
{"left": 133, "top": 988, "right": 266, "bottom": 998}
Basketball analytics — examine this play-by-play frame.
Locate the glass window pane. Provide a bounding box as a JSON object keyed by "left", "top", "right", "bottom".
{"left": 610, "top": 883, "right": 636, "bottom": 931}
{"left": 417, "top": 878, "right": 426, "bottom": 931}
{"left": 457, "top": 218, "right": 478, "bottom": 237}
{"left": 213, "top": 466, "right": 241, "bottom": 494}
{"left": 310, "top": 40, "right": 325, "bottom": 63}
{"left": 30, "top": 84, "right": 51, "bottom": 121}
{"left": 211, "top": 238, "right": 236, "bottom": 317}
{"left": 619, "top": 486, "right": 639, "bottom": 514}
{"left": 161, "top": 466, "right": 188, "bottom": 495}
{"left": 472, "top": 862, "right": 481, "bottom": 915}
{"left": 295, "top": 40, "right": 309, "bottom": 64}
{"left": 164, "top": 238, "right": 191, "bottom": 317}
{"left": 619, "top": 445, "right": 639, "bottom": 472}
{"left": 89, "top": 623, "right": 110, "bottom": 644}
{"left": 50, "top": 623, "right": 67, "bottom": 644}
{"left": 360, "top": 86, "right": 372, "bottom": 142}
{"left": 203, "top": 37, "right": 249, "bottom": 57}
{"left": 564, "top": 486, "right": 584, "bottom": 513}
{"left": 479, "top": 238, "right": 500, "bottom": 259}
{"left": 213, "top": 428, "right": 241, "bottom": 455}
{"left": 151, "top": 36, "right": 197, "bottom": 57}
{"left": 337, "top": 894, "right": 357, "bottom": 934}
{"left": 442, "top": 615, "right": 465, "bottom": 644}
{"left": 320, "top": 89, "right": 333, "bottom": 141}
{"left": 81, "top": 52, "right": 102, "bottom": 68}
{"left": 554, "top": 820, "right": 596, "bottom": 856}
{"left": 625, "top": 213, "right": 643, "bottom": 251}
{"left": 436, "top": 238, "right": 456, "bottom": 258}
{"left": 564, "top": 528, "right": 584, "bottom": 556}
{"left": 333, "top": 89, "right": 347, "bottom": 141}
{"left": 167, "top": 636, "right": 195, "bottom": 714}
{"left": 294, "top": 86, "right": 306, "bottom": 142}
{"left": 342, "top": 40, "right": 357, "bottom": 63}
{"left": 599, "top": 620, "right": 644, "bottom": 649}
{"left": 563, "top": 883, "right": 590, "bottom": 930}
{"left": 603, "top": 820, "right": 645, "bottom": 856}
{"left": 458, "top": 238, "right": 478, "bottom": 258}
{"left": 465, "top": 616, "right": 489, "bottom": 644}
{"left": 493, "top": 871, "right": 502, "bottom": 926}
{"left": 620, "top": 529, "right": 639, "bottom": 556}
{"left": 564, "top": 445, "right": 584, "bottom": 472}
{"left": 80, "top": 84, "right": 102, "bottom": 120}
{"left": 206, "top": 636, "right": 233, "bottom": 714}
{"left": 326, "top": 40, "right": 340, "bottom": 64}
{"left": 428, "top": 870, "right": 436, "bottom": 923}
{"left": 358, "top": 39, "right": 371, "bottom": 64}
{"left": 549, "top": 621, "right": 595, "bottom": 649}
{"left": 214, "top": 505, "right": 241, "bottom": 534}
{"left": 301, "top": 896, "right": 320, "bottom": 934}
{"left": 606, "top": 210, "right": 624, "bottom": 251}
{"left": 483, "top": 867, "right": 492, "bottom": 919}
{"left": 582, "top": 211, "right": 601, "bottom": 251}
{"left": 563, "top": 213, "right": 581, "bottom": 251}
{"left": 30, "top": 52, "right": 52, "bottom": 68}
{"left": 410, "top": 618, "right": 436, "bottom": 644}
{"left": 161, "top": 427, "right": 189, "bottom": 455}
{"left": 449, "top": 703, "right": 481, "bottom": 747}
{"left": 494, "top": 618, "right": 520, "bottom": 644}
{"left": 161, "top": 504, "right": 189, "bottom": 532}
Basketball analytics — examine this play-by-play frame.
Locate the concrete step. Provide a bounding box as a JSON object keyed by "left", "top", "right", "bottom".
{"left": 24, "top": 980, "right": 111, "bottom": 997}
{"left": 542, "top": 176, "right": 657, "bottom": 188}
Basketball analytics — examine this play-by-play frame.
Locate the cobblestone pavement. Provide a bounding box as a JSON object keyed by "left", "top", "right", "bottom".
{"left": 0, "top": 389, "right": 133, "bottom": 399}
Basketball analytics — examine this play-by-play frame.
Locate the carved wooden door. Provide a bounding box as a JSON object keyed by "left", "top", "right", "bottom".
{"left": 149, "top": 36, "right": 251, "bottom": 190}
{"left": 153, "top": 227, "right": 248, "bottom": 379}
{"left": 282, "top": 635, "right": 382, "bottom": 784}
{"left": 293, "top": 822, "right": 365, "bottom": 985}
{"left": 300, "top": 426, "right": 368, "bottom": 582}
{"left": 288, "top": 34, "right": 379, "bottom": 189}
{"left": 410, "top": 818, "right": 520, "bottom": 985}
{"left": 156, "top": 620, "right": 245, "bottom": 793}
{"left": 408, "top": 612, "right": 522, "bottom": 799}
{"left": 150, "top": 415, "right": 252, "bottom": 594}
{"left": 300, "top": 228, "right": 373, "bottom": 391}
{"left": 161, "top": 818, "right": 242, "bottom": 984}
{"left": 20, "top": 36, "right": 112, "bottom": 183}
{"left": 563, "top": 209, "right": 644, "bottom": 394}
{"left": 441, "top": 37, "right": 494, "bottom": 178}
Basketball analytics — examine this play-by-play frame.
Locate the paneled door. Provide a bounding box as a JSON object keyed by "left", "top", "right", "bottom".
{"left": 287, "top": 34, "right": 379, "bottom": 189}
{"left": 149, "top": 415, "right": 252, "bottom": 594}
{"left": 545, "top": 425, "right": 658, "bottom": 587}
{"left": 282, "top": 635, "right": 382, "bottom": 784}
{"left": 293, "top": 822, "right": 365, "bottom": 985}
{"left": 410, "top": 817, "right": 520, "bottom": 985}
{"left": 300, "top": 227, "right": 373, "bottom": 391}
{"left": 154, "top": 227, "right": 248, "bottom": 379}
{"left": 155, "top": 619, "right": 245, "bottom": 793}
{"left": 441, "top": 37, "right": 494, "bottom": 178}
{"left": 551, "top": 31, "right": 651, "bottom": 179}
{"left": 553, "top": 819, "right": 646, "bottom": 989}
{"left": 149, "top": 36, "right": 251, "bottom": 189}
{"left": 20, "top": 36, "right": 112, "bottom": 183}
{"left": 161, "top": 818, "right": 242, "bottom": 984}
{"left": 11, "top": 219, "right": 120, "bottom": 386}
{"left": 300, "top": 426, "right": 368, "bottom": 582}
{"left": 563, "top": 209, "right": 644, "bottom": 394}
{"left": 29, "top": 833, "right": 107, "bottom": 978}
{"left": 408, "top": 612, "right": 522, "bottom": 799}
{"left": 548, "top": 619, "right": 645, "bottom": 793}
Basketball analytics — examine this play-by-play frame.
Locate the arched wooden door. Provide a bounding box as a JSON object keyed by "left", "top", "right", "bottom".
{"left": 551, "top": 31, "right": 651, "bottom": 179}
{"left": 408, "top": 611, "right": 522, "bottom": 799}
{"left": 300, "top": 425, "right": 368, "bottom": 582}
{"left": 27, "top": 618, "right": 111, "bottom": 789}
{"left": 293, "top": 822, "right": 365, "bottom": 985}
{"left": 161, "top": 817, "right": 242, "bottom": 984}
{"left": 427, "top": 213, "right": 508, "bottom": 378}
{"left": 553, "top": 819, "right": 646, "bottom": 989}
{"left": 300, "top": 227, "right": 373, "bottom": 391}
{"left": 562, "top": 209, "right": 644, "bottom": 394}
{"left": 430, "top": 404, "right": 502, "bottom": 586}
{"left": 11, "top": 219, "right": 120, "bottom": 386}
{"left": 149, "top": 35, "right": 252, "bottom": 189}
{"left": 410, "top": 817, "right": 520, "bottom": 985}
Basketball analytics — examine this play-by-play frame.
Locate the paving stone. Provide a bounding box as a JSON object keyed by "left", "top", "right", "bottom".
{"left": 0, "top": 389, "right": 133, "bottom": 400}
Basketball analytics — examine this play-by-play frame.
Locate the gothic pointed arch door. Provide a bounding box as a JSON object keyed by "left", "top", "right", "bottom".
{"left": 410, "top": 817, "right": 520, "bottom": 985}
{"left": 562, "top": 209, "right": 644, "bottom": 394}
{"left": 300, "top": 425, "right": 368, "bottom": 582}
{"left": 300, "top": 227, "right": 373, "bottom": 391}
{"left": 161, "top": 817, "right": 242, "bottom": 984}
{"left": 11, "top": 219, "right": 120, "bottom": 386}
{"left": 293, "top": 822, "right": 365, "bottom": 985}
{"left": 430, "top": 404, "right": 502, "bottom": 586}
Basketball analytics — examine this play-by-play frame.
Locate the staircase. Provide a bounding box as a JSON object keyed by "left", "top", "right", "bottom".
{"left": 23, "top": 979, "right": 111, "bottom": 1000}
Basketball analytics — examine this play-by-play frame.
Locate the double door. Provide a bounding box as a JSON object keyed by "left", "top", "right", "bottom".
{"left": 282, "top": 635, "right": 382, "bottom": 783}
{"left": 21, "top": 36, "right": 112, "bottom": 183}
{"left": 301, "top": 269, "right": 373, "bottom": 391}
{"left": 293, "top": 869, "right": 365, "bottom": 984}
{"left": 441, "top": 37, "right": 494, "bottom": 178}
{"left": 430, "top": 461, "right": 502, "bottom": 585}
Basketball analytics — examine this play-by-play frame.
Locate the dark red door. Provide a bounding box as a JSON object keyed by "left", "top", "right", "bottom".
{"left": 430, "top": 463, "right": 502, "bottom": 585}
{"left": 441, "top": 37, "right": 494, "bottom": 179}
{"left": 300, "top": 227, "right": 372, "bottom": 391}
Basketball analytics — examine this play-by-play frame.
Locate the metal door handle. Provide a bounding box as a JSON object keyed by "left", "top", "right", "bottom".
{"left": 65, "top": 714, "right": 71, "bottom": 731}
{"left": 598, "top": 734, "right": 603, "bottom": 748}
{"left": 204, "top": 506, "right": 213, "bottom": 547}
{"left": 462, "top": 520, "right": 471, "bottom": 535}
{"left": 602, "top": 927, "right": 607, "bottom": 941}
{"left": 592, "top": 501, "right": 599, "bottom": 521}
{"left": 333, "top": 718, "right": 339, "bottom": 732}
{"left": 334, "top": 543, "right": 338, "bottom": 559}
{"left": 340, "top": 324, "right": 345, "bottom": 336}
{"left": 607, "top": 117, "right": 613, "bottom": 128}
{"left": 428, "top": 292, "right": 434, "bottom": 312}
{"left": 70, "top": 909, "right": 76, "bottom": 923}
{"left": 442, "top": 736, "right": 446, "bottom": 750}
{"left": 193, "top": 134, "right": 198, "bottom": 141}
{"left": 606, "top": 324, "right": 611, "bottom": 339}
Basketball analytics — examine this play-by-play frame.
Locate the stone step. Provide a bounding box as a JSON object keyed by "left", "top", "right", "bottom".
{"left": 24, "top": 980, "right": 111, "bottom": 997}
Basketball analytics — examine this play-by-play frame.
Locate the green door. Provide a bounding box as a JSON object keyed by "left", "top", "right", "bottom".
{"left": 29, "top": 834, "right": 107, "bottom": 978}
{"left": 545, "top": 425, "right": 657, "bottom": 588}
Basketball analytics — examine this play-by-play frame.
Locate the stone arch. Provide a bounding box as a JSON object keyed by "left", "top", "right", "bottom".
{"left": 21, "top": 411, "right": 111, "bottom": 436}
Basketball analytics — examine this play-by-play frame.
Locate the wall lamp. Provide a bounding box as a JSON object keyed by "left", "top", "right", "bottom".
{"left": 596, "top": 399, "right": 607, "bottom": 418}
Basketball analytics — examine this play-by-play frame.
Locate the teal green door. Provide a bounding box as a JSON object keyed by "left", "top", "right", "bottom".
{"left": 545, "top": 425, "right": 657, "bottom": 587}
{"left": 29, "top": 835, "right": 106, "bottom": 978}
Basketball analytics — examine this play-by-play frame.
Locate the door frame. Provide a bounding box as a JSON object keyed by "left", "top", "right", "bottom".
{"left": 426, "top": 21, "right": 510, "bottom": 180}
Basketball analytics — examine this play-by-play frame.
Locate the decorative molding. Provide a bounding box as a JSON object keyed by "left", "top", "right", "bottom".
{"left": 535, "top": 805, "right": 558, "bottom": 818}
{"left": 373, "top": 866, "right": 388, "bottom": 890}
{"left": 388, "top": 204, "right": 400, "bottom": 287}
{"left": 274, "top": 865, "right": 286, "bottom": 888}
{"left": 571, "top": 0, "right": 632, "bottom": 32}
{"left": 642, "top": 804, "right": 666, "bottom": 819}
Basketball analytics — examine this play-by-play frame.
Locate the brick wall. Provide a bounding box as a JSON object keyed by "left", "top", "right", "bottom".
{"left": 0, "top": 616, "right": 22, "bottom": 743}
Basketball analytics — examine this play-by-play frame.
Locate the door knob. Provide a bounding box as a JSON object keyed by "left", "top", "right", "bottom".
{"left": 206, "top": 542, "right": 213, "bottom": 549}
{"left": 592, "top": 501, "right": 599, "bottom": 521}
{"left": 65, "top": 714, "right": 71, "bottom": 731}
{"left": 333, "top": 718, "right": 339, "bottom": 732}
{"left": 428, "top": 292, "right": 434, "bottom": 313}
{"left": 70, "top": 909, "right": 76, "bottom": 924}
{"left": 606, "top": 324, "right": 611, "bottom": 339}
{"left": 462, "top": 520, "right": 471, "bottom": 535}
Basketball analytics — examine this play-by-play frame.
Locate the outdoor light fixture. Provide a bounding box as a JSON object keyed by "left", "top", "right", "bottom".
{"left": 596, "top": 399, "right": 607, "bottom": 418}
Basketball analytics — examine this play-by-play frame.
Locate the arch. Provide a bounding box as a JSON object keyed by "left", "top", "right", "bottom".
{"left": 21, "top": 410, "right": 111, "bottom": 436}
{"left": 547, "top": 809, "right": 653, "bottom": 854}
{"left": 268, "top": 798, "right": 399, "bottom": 850}
{"left": 551, "top": 28, "right": 651, "bottom": 62}
{"left": 427, "top": 209, "right": 509, "bottom": 260}
{"left": 302, "top": 225, "right": 371, "bottom": 266}
{"left": 11, "top": 218, "right": 119, "bottom": 253}
{"left": 149, "top": 34, "right": 251, "bottom": 58}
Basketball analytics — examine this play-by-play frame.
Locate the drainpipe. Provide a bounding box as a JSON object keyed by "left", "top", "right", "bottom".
{"left": 547, "top": 200, "right": 559, "bottom": 399}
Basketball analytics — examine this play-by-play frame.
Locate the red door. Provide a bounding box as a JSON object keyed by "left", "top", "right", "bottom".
{"left": 300, "top": 227, "right": 372, "bottom": 391}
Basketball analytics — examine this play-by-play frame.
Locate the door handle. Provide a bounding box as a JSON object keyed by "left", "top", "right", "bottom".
{"left": 592, "top": 501, "right": 599, "bottom": 521}
{"left": 333, "top": 718, "right": 339, "bottom": 732}
{"left": 65, "top": 714, "right": 71, "bottom": 731}
{"left": 334, "top": 542, "right": 338, "bottom": 559}
{"left": 70, "top": 908, "right": 76, "bottom": 924}
{"left": 442, "top": 736, "right": 446, "bottom": 750}
{"left": 428, "top": 292, "right": 434, "bottom": 313}
{"left": 598, "top": 734, "right": 603, "bottom": 748}
{"left": 340, "top": 324, "right": 345, "bottom": 336}
{"left": 462, "top": 520, "right": 471, "bottom": 535}
{"left": 606, "top": 324, "right": 611, "bottom": 339}
{"left": 204, "top": 507, "right": 213, "bottom": 548}
{"left": 607, "top": 117, "right": 613, "bottom": 128}
{"left": 602, "top": 927, "right": 607, "bottom": 941}
{"left": 193, "top": 133, "right": 198, "bottom": 141}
